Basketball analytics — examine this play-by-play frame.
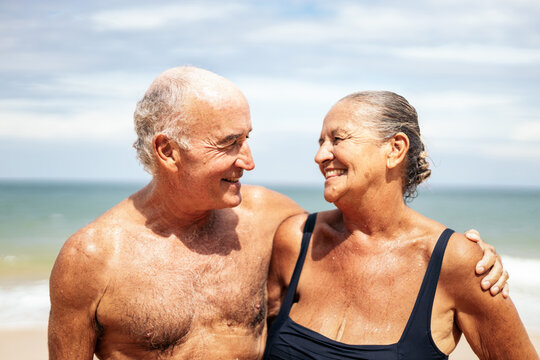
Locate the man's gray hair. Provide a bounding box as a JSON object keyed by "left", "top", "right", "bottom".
{"left": 133, "top": 71, "right": 192, "bottom": 174}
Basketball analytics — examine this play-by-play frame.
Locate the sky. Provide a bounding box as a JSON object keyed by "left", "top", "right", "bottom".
{"left": 1, "top": 0, "right": 539, "bottom": 187}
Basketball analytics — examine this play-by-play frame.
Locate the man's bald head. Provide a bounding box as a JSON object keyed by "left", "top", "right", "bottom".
{"left": 133, "top": 66, "right": 247, "bottom": 174}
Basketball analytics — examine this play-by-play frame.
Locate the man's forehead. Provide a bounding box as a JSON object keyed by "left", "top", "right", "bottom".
{"left": 183, "top": 91, "right": 249, "bottom": 118}
{"left": 188, "top": 113, "right": 252, "bottom": 140}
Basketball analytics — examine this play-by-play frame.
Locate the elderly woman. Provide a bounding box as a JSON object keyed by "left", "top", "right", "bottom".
{"left": 265, "top": 92, "right": 537, "bottom": 359}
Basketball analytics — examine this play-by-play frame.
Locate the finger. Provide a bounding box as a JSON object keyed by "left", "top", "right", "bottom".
{"left": 502, "top": 283, "right": 510, "bottom": 299}
{"left": 481, "top": 257, "right": 503, "bottom": 291}
{"left": 476, "top": 245, "right": 497, "bottom": 275}
{"left": 490, "top": 270, "right": 509, "bottom": 296}
{"left": 465, "top": 229, "right": 481, "bottom": 243}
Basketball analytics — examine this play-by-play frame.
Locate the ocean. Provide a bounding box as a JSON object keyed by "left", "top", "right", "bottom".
{"left": 1, "top": 181, "right": 539, "bottom": 330}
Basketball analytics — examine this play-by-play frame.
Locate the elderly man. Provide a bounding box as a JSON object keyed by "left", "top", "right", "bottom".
{"left": 48, "top": 67, "right": 506, "bottom": 359}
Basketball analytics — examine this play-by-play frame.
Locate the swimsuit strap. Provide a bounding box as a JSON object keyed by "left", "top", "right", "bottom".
{"left": 279, "top": 213, "right": 318, "bottom": 316}
{"left": 400, "top": 228, "right": 455, "bottom": 343}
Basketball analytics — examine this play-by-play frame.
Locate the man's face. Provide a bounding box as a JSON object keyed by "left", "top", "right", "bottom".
{"left": 175, "top": 94, "right": 255, "bottom": 211}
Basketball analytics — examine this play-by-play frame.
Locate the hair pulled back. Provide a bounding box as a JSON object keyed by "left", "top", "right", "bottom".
{"left": 342, "top": 91, "right": 431, "bottom": 200}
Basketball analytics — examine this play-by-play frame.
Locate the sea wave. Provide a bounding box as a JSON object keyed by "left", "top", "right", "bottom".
{"left": 500, "top": 255, "right": 540, "bottom": 331}
{"left": 0, "top": 279, "right": 49, "bottom": 329}
{"left": 0, "top": 255, "right": 539, "bottom": 330}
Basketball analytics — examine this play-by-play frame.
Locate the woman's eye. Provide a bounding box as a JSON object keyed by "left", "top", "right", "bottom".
{"left": 333, "top": 137, "right": 343, "bottom": 144}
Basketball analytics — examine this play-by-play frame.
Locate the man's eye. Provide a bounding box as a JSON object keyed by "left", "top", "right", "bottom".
{"left": 226, "top": 139, "right": 243, "bottom": 149}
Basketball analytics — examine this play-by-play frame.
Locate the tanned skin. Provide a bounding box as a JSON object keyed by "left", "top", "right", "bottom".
{"left": 267, "top": 98, "right": 537, "bottom": 359}
{"left": 48, "top": 67, "right": 305, "bottom": 359}
{"left": 49, "top": 69, "right": 508, "bottom": 360}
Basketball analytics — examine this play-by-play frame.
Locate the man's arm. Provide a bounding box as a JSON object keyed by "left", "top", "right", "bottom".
{"left": 48, "top": 231, "right": 109, "bottom": 360}
{"left": 465, "top": 229, "right": 509, "bottom": 297}
{"left": 446, "top": 233, "right": 538, "bottom": 359}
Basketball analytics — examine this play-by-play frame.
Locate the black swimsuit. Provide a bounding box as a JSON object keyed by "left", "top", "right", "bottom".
{"left": 264, "top": 213, "right": 453, "bottom": 360}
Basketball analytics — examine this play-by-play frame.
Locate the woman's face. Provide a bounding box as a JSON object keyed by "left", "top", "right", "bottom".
{"left": 315, "top": 100, "right": 389, "bottom": 204}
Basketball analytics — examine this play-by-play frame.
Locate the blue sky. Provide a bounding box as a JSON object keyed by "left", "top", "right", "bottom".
{"left": 1, "top": 0, "right": 539, "bottom": 187}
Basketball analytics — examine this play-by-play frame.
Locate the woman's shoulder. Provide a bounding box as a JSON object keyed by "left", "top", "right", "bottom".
{"left": 412, "top": 214, "right": 482, "bottom": 274}
{"left": 444, "top": 231, "right": 484, "bottom": 275}
{"left": 273, "top": 210, "right": 339, "bottom": 259}
{"left": 437, "top": 229, "right": 485, "bottom": 301}
{"left": 274, "top": 212, "right": 310, "bottom": 253}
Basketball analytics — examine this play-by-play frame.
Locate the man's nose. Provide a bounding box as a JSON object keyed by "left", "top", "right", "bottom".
{"left": 235, "top": 141, "right": 255, "bottom": 170}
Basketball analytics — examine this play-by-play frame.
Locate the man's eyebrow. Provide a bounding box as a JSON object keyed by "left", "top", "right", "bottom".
{"left": 217, "top": 134, "right": 241, "bottom": 145}
{"left": 217, "top": 129, "right": 251, "bottom": 146}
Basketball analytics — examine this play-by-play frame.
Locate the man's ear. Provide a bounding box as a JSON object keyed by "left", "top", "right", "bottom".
{"left": 387, "top": 132, "right": 409, "bottom": 169}
{"left": 153, "top": 134, "right": 179, "bottom": 170}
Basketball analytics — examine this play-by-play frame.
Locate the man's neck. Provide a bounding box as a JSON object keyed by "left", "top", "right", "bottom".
{"left": 131, "top": 180, "right": 215, "bottom": 235}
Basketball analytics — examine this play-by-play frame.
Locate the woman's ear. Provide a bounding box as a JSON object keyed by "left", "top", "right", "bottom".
{"left": 153, "top": 134, "right": 180, "bottom": 171}
{"left": 387, "top": 132, "right": 409, "bottom": 169}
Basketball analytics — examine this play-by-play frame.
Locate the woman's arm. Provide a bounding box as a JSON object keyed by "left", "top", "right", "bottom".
{"left": 267, "top": 213, "right": 308, "bottom": 325}
{"left": 445, "top": 233, "right": 538, "bottom": 359}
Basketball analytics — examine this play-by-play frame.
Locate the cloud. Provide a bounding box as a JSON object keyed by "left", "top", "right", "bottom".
{"left": 0, "top": 71, "right": 156, "bottom": 140}
{"left": 511, "top": 122, "right": 540, "bottom": 141}
{"left": 391, "top": 45, "right": 540, "bottom": 65}
{"left": 1, "top": 0, "right": 539, "bottom": 186}
{"left": 247, "top": 1, "right": 528, "bottom": 45}
{"left": 90, "top": 3, "right": 246, "bottom": 31}
{"left": 30, "top": 72, "right": 154, "bottom": 99}
{"left": 236, "top": 77, "right": 357, "bottom": 134}
{"left": 404, "top": 91, "right": 540, "bottom": 145}
{"left": 0, "top": 108, "right": 133, "bottom": 140}
{"left": 412, "top": 91, "right": 518, "bottom": 110}
{"left": 245, "top": 1, "right": 539, "bottom": 66}
{"left": 479, "top": 142, "right": 540, "bottom": 159}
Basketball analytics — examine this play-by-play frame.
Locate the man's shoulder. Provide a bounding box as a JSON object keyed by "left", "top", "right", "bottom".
{"left": 239, "top": 185, "right": 306, "bottom": 227}
{"left": 240, "top": 185, "right": 304, "bottom": 212}
{"left": 55, "top": 200, "right": 136, "bottom": 271}
{"left": 55, "top": 222, "right": 114, "bottom": 275}
{"left": 49, "top": 212, "right": 125, "bottom": 307}
{"left": 240, "top": 184, "right": 284, "bottom": 202}
{"left": 241, "top": 184, "right": 302, "bottom": 206}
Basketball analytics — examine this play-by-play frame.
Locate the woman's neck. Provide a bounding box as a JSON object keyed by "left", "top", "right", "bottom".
{"left": 336, "top": 185, "right": 412, "bottom": 239}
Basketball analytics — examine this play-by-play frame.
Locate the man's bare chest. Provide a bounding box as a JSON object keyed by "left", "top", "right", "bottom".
{"left": 96, "top": 239, "right": 270, "bottom": 352}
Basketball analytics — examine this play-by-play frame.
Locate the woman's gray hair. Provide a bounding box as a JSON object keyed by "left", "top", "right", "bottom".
{"left": 342, "top": 91, "right": 431, "bottom": 200}
{"left": 133, "top": 75, "right": 192, "bottom": 175}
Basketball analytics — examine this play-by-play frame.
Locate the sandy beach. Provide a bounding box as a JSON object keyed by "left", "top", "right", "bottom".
{"left": 1, "top": 326, "right": 538, "bottom": 359}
